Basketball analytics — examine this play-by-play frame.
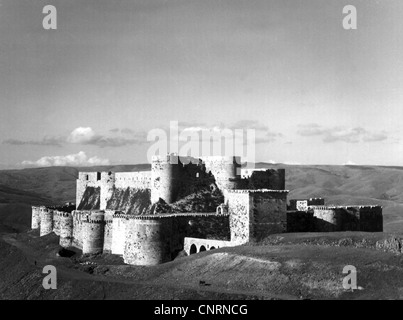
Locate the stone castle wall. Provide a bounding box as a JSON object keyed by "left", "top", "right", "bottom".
{"left": 31, "top": 206, "right": 41, "bottom": 229}
{"left": 59, "top": 212, "right": 73, "bottom": 247}
{"left": 82, "top": 211, "right": 105, "bottom": 255}
{"left": 124, "top": 216, "right": 173, "bottom": 265}
{"left": 40, "top": 207, "right": 53, "bottom": 236}
{"left": 227, "top": 189, "right": 288, "bottom": 244}
{"left": 286, "top": 206, "right": 383, "bottom": 232}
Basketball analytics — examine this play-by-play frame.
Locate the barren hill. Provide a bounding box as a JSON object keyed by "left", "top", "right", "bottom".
{"left": 1, "top": 163, "right": 403, "bottom": 233}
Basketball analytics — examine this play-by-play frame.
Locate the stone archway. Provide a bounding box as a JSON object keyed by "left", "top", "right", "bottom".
{"left": 199, "top": 245, "right": 206, "bottom": 252}
{"left": 210, "top": 246, "right": 216, "bottom": 250}
{"left": 190, "top": 244, "right": 197, "bottom": 255}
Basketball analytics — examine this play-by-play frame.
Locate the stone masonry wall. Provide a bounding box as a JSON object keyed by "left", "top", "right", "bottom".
{"left": 111, "top": 214, "right": 127, "bottom": 255}
{"left": 287, "top": 206, "right": 383, "bottom": 232}
{"left": 251, "top": 191, "right": 288, "bottom": 241}
{"left": 82, "top": 211, "right": 105, "bottom": 255}
{"left": 31, "top": 206, "right": 41, "bottom": 230}
{"left": 103, "top": 210, "right": 114, "bottom": 253}
{"left": 59, "top": 212, "right": 73, "bottom": 248}
{"left": 40, "top": 207, "right": 53, "bottom": 236}
{"left": 227, "top": 192, "right": 252, "bottom": 245}
{"left": 124, "top": 216, "right": 173, "bottom": 265}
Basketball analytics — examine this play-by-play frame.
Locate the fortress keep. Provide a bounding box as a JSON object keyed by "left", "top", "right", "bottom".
{"left": 31, "top": 155, "right": 383, "bottom": 265}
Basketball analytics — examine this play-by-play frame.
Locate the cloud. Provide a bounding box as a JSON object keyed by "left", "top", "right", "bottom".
{"left": 178, "top": 120, "right": 282, "bottom": 144}
{"left": 297, "top": 124, "right": 388, "bottom": 143}
{"left": 22, "top": 151, "right": 110, "bottom": 167}
{"left": 4, "top": 127, "right": 148, "bottom": 148}
{"left": 109, "top": 128, "right": 136, "bottom": 134}
{"left": 3, "top": 136, "right": 64, "bottom": 146}
{"left": 67, "top": 127, "right": 100, "bottom": 144}
{"left": 343, "top": 160, "right": 356, "bottom": 166}
{"left": 255, "top": 131, "right": 283, "bottom": 144}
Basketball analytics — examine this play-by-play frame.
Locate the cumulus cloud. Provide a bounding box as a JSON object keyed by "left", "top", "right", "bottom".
{"left": 67, "top": 127, "right": 100, "bottom": 144}
{"left": 22, "top": 151, "right": 110, "bottom": 167}
{"left": 297, "top": 124, "right": 388, "bottom": 143}
{"left": 343, "top": 160, "right": 357, "bottom": 166}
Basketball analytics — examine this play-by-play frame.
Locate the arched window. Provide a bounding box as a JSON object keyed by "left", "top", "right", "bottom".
{"left": 199, "top": 245, "right": 206, "bottom": 252}
{"left": 210, "top": 246, "right": 216, "bottom": 250}
{"left": 190, "top": 244, "right": 197, "bottom": 255}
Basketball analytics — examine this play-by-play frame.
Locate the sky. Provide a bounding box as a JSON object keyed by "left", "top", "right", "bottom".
{"left": 1, "top": 0, "right": 403, "bottom": 168}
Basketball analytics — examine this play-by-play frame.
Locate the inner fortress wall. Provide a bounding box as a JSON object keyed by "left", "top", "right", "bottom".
{"left": 114, "top": 172, "right": 151, "bottom": 189}
{"left": 76, "top": 172, "right": 101, "bottom": 209}
{"left": 202, "top": 156, "right": 241, "bottom": 191}
{"left": 151, "top": 155, "right": 182, "bottom": 204}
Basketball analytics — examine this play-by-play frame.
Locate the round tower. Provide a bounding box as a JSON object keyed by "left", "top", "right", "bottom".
{"left": 82, "top": 211, "right": 105, "bottom": 254}
{"left": 59, "top": 212, "right": 73, "bottom": 248}
{"left": 123, "top": 216, "right": 173, "bottom": 265}
{"left": 31, "top": 206, "right": 41, "bottom": 230}
{"left": 53, "top": 211, "right": 61, "bottom": 236}
{"left": 103, "top": 210, "right": 114, "bottom": 253}
{"left": 202, "top": 156, "right": 241, "bottom": 191}
{"left": 151, "top": 155, "right": 182, "bottom": 204}
{"left": 40, "top": 207, "right": 54, "bottom": 236}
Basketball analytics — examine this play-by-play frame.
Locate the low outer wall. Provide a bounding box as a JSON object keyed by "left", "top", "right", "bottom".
{"left": 124, "top": 216, "right": 173, "bottom": 266}
{"left": 287, "top": 206, "right": 383, "bottom": 232}
{"left": 313, "top": 208, "right": 340, "bottom": 232}
{"left": 359, "top": 206, "right": 383, "bottom": 231}
{"left": 286, "top": 211, "right": 314, "bottom": 232}
{"left": 103, "top": 211, "right": 114, "bottom": 253}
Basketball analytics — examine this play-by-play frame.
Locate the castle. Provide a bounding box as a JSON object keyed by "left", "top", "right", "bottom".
{"left": 31, "top": 155, "right": 383, "bottom": 266}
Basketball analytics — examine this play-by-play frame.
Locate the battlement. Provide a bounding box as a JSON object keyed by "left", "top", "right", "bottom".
{"left": 311, "top": 205, "right": 382, "bottom": 210}
{"left": 121, "top": 212, "right": 230, "bottom": 220}
{"left": 227, "top": 189, "right": 289, "bottom": 194}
